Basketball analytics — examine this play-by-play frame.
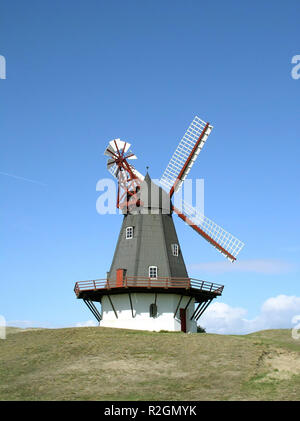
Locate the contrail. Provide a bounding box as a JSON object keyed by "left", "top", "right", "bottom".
{"left": 0, "top": 171, "right": 47, "bottom": 186}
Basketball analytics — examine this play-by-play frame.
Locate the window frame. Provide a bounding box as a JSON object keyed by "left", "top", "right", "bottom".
{"left": 148, "top": 266, "right": 158, "bottom": 279}
{"left": 125, "top": 226, "right": 134, "bottom": 239}
{"left": 171, "top": 243, "right": 179, "bottom": 257}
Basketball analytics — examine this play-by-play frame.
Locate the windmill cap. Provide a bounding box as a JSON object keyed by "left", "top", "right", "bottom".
{"left": 135, "top": 172, "right": 172, "bottom": 214}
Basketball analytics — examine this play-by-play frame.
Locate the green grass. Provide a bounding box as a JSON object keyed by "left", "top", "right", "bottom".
{"left": 0, "top": 327, "right": 299, "bottom": 400}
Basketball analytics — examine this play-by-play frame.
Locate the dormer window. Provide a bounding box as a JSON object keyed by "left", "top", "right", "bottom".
{"left": 149, "top": 266, "right": 158, "bottom": 279}
{"left": 171, "top": 243, "right": 179, "bottom": 256}
{"left": 126, "top": 226, "right": 134, "bottom": 239}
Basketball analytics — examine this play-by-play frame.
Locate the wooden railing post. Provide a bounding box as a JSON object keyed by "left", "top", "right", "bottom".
{"left": 93, "top": 280, "right": 96, "bottom": 290}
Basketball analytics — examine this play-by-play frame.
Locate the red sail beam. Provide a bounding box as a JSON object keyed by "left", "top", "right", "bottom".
{"left": 173, "top": 205, "right": 236, "bottom": 262}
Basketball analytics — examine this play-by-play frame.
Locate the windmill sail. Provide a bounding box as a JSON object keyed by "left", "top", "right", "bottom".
{"left": 107, "top": 161, "right": 119, "bottom": 178}
{"left": 160, "top": 116, "right": 213, "bottom": 196}
{"left": 104, "top": 139, "right": 143, "bottom": 180}
{"left": 173, "top": 200, "right": 244, "bottom": 261}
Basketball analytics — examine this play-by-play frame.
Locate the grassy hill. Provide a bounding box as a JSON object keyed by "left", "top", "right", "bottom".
{"left": 0, "top": 327, "right": 299, "bottom": 401}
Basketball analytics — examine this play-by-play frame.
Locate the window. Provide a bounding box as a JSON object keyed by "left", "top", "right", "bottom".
{"left": 149, "top": 266, "right": 158, "bottom": 279}
{"left": 171, "top": 243, "right": 179, "bottom": 257}
{"left": 126, "top": 226, "right": 134, "bottom": 239}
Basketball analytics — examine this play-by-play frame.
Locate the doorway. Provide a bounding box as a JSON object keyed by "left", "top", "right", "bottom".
{"left": 180, "top": 308, "right": 186, "bottom": 333}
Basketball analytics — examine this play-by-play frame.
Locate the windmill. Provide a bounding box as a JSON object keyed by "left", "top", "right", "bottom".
{"left": 74, "top": 116, "right": 244, "bottom": 332}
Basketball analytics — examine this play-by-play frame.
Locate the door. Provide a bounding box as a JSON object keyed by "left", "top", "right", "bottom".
{"left": 116, "top": 268, "right": 126, "bottom": 287}
{"left": 180, "top": 308, "right": 186, "bottom": 333}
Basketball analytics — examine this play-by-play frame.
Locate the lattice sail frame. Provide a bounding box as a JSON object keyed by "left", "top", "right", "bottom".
{"left": 178, "top": 200, "right": 244, "bottom": 261}
{"left": 158, "top": 115, "right": 244, "bottom": 261}
{"left": 160, "top": 116, "right": 213, "bottom": 194}
{"left": 108, "top": 161, "right": 118, "bottom": 178}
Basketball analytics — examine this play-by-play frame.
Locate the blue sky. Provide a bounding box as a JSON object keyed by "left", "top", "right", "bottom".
{"left": 1, "top": 0, "right": 299, "bottom": 333}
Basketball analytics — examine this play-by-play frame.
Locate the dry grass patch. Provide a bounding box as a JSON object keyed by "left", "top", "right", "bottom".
{"left": 0, "top": 327, "right": 299, "bottom": 400}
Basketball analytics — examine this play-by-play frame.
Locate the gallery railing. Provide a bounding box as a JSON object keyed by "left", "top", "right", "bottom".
{"left": 74, "top": 276, "right": 224, "bottom": 296}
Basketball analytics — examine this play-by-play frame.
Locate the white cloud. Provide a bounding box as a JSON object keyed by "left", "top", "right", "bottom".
{"left": 189, "top": 259, "right": 297, "bottom": 274}
{"left": 75, "top": 320, "right": 98, "bottom": 327}
{"left": 7, "top": 319, "right": 99, "bottom": 329}
{"left": 199, "top": 295, "right": 300, "bottom": 335}
{"left": 7, "top": 320, "right": 53, "bottom": 329}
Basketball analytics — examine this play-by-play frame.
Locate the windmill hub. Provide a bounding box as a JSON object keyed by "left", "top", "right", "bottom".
{"left": 74, "top": 116, "right": 244, "bottom": 332}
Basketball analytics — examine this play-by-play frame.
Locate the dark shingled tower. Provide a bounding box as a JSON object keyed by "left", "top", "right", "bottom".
{"left": 107, "top": 173, "right": 189, "bottom": 282}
